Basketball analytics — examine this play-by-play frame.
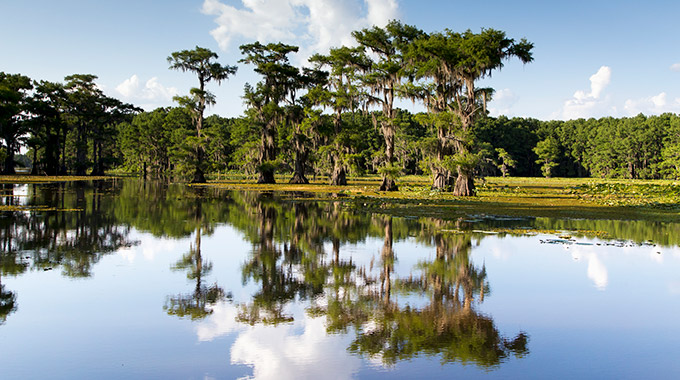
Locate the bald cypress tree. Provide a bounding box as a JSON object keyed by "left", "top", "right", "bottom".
{"left": 168, "top": 46, "right": 237, "bottom": 183}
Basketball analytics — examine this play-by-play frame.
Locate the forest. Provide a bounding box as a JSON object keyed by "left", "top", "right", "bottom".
{"left": 2, "top": 21, "right": 680, "bottom": 195}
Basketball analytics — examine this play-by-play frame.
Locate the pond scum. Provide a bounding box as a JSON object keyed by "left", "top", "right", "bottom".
{"left": 1, "top": 175, "right": 678, "bottom": 236}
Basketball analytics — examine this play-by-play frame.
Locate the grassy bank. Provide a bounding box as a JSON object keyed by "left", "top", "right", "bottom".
{"left": 201, "top": 175, "right": 680, "bottom": 223}
{"left": 1, "top": 174, "right": 678, "bottom": 223}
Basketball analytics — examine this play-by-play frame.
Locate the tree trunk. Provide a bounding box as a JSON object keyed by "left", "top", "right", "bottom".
{"left": 257, "top": 122, "right": 277, "bottom": 184}
{"left": 59, "top": 133, "right": 68, "bottom": 175}
{"left": 45, "top": 131, "right": 59, "bottom": 175}
{"left": 257, "top": 170, "right": 275, "bottom": 184}
{"left": 431, "top": 168, "right": 452, "bottom": 191}
{"left": 3, "top": 148, "right": 15, "bottom": 175}
{"left": 330, "top": 154, "right": 347, "bottom": 186}
{"left": 191, "top": 167, "right": 206, "bottom": 183}
{"left": 30, "top": 147, "right": 38, "bottom": 175}
{"left": 379, "top": 177, "right": 398, "bottom": 191}
{"left": 453, "top": 167, "right": 475, "bottom": 196}
{"left": 431, "top": 123, "right": 452, "bottom": 190}
{"left": 90, "top": 141, "right": 105, "bottom": 176}
{"left": 289, "top": 151, "right": 308, "bottom": 184}
{"left": 379, "top": 120, "right": 398, "bottom": 192}
{"left": 330, "top": 164, "right": 347, "bottom": 186}
{"left": 75, "top": 125, "right": 88, "bottom": 176}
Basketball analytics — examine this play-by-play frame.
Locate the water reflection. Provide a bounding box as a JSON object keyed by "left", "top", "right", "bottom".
{"left": 2, "top": 179, "right": 680, "bottom": 377}
{"left": 194, "top": 192, "right": 531, "bottom": 368}
{"left": 165, "top": 189, "right": 229, "bottom": 319}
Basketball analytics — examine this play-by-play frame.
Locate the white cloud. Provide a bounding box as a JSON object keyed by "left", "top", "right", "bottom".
{"left": 116, "top": 75, "right": 141, "bottom": 98}
{"left": 115, "top": 74, "right": 178, "bottom": 109}
{"left": 670, "top": 63, "right": 680, "bottom": 72}
{"left": 488, "top": 88, "right": 519, "bottom": 117}
{"left": 587, "top": 66, "right": 611, "bottom": 99}
{"left": 623, "top": 92, "right": 680, "bottom": 115}
{"left": 558, "top": 66, "right": 614, "bottom": 120}
{"left": 201, "top": 0, "right": 399, "bottom": 61}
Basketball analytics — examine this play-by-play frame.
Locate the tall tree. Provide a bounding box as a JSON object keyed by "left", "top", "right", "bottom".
{"left": 63, "top": 74, "right": 101, "bottom": 175}
{"left": 495, "top": 148, "right": 516, "bottom": 177}
{"left": 0, "top": 72, "right": 33, "bottom": 174}
{"left": 286, "top": 68, "right": 328, "bottom": 184}
{"left": 26, "top": 80, "right": 66, "bottom": 175}
{"left": 353, "top": 20, "right": 424, "bottom": 191}
{"left": 239, "top": 42, "right": 299, "bottom": 184}
{"left": 168, "top": 46, "right": 237, "bottom": 183}
{"left": 410, "top": 29, "right": 533, "bottom": 195}
{"left": 310, "top": 46, "right": 369, "bottom": 185}
{"left": 533, "top": 137, "right": 560, "bottom": 178}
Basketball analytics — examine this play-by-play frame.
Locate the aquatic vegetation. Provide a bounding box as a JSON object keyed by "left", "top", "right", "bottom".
{"left": 0, "top": 175, "right": 111, "bottom": 183}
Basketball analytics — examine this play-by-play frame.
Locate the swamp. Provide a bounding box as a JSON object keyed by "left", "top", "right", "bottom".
{"left": 1, "top": 176, "right": 679, "bottom": 379}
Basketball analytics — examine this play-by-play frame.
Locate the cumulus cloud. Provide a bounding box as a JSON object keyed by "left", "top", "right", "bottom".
{"left": 201, "top": 0, "right": 399, "bottom": 60}
{"left": 488, "top": 88, "right": 519, "bottom": 117}
{"left": 558, "top": 66, "right": 614, "bottom": 120}
{"left": 115, "top": 74, "right": 178, "bottom": 109}
{"left": 623, "top": 92, "right": 680, "bottom": 115}
{"left": 670, "top": 63, "right": 680, "bottom": 72}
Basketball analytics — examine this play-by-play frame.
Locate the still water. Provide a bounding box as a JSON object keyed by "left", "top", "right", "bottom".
{"left": 1, "top": 180, "right": 679, "bottom": 379}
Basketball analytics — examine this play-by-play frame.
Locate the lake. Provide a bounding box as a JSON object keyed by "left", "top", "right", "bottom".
{"left": 1, "top": 179, "right": 679, "bottom": 379}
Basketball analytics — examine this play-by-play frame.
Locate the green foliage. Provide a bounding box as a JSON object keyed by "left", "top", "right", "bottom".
{"left": 569, "top": 182, "right": 680, "bottom": 209}
{"left": 257, "top": 159, "right": 281, "bottom": 175}
{"left": 533, "top": 137, "right": 560, "bottom": 178}
{"left": 0, "top": 72, "right": 33, "bottom": 174}
{"left": 168, "top": 46, "right": 237, "bottom": 182}
{"left": 495, "top": 148, "right": 516, "bottom": 177}
{"left": 377, "top": 163, "right": 402, "bottom": 180}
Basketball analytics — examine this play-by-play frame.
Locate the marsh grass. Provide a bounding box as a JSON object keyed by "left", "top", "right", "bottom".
{"left": 203, "top": 175, "right": 680, "bottom": 223}
{"left": 1, "top": 174, "right": 678, "bottom": 222}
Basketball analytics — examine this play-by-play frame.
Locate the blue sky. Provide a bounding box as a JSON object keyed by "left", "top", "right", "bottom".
{"left": 2, "top": 0, "right": 680, "bottom": 120}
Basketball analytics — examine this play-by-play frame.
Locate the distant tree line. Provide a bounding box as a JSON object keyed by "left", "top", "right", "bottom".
{"left": 3, "top": 20, "right": 680, "bottom": 190}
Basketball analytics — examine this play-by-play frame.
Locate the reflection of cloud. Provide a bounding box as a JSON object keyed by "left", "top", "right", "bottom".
{"left": 196, "top": 302, "right": 361, "bottom": 379}
{"left": 669, "top": 281, "right": 680, "bottom": 295}
{"left": 119, "top": 236, "right": 180, "bottom": 263}
{"left": 570, "top": 247, "right": 608, "bottom": 291}
{"left": 648, "top": 247, "right": 664, "bottom": 264}
{"left": 490, "top": 245, "right": 510, "bottom": 261}
{"left": 586, "top": 254, "right": 608, "bottom": 291}
{"left": 201, "top": 0, "right": 399, "bottom": 62}
{"left": 197, "top": 302, "right": 242, "bottom": 341}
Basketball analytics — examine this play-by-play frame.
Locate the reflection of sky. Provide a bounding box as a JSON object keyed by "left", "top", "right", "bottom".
{"left": 476, "top": 235, "right": 680, "bottom": 331}
{"left": 198, "top": 302, "right": 361, "bottom": 380}
{"left": 4, "top": 222, "right": 680, "bottom": 379}
{"left": 193, "top": 229, "right": 680, "bottom": 378}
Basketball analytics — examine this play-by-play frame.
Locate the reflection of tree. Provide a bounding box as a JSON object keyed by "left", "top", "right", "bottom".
{"left": 164, "top": 188, "right": 227, "bottom": 320}
{"left": 0, "top": 248, "right": 23, "bottom": 325}
{"left": 20, "top": 182, "right": 135, "bottom": 277}
{"left": 0, "top": 283, "right": 16, "bottom": 325}
{"left": 237, "top": 194, "right": 322, "bottom": 325}
{"left": 0, "top": 208, "right": 27, "bottom": 324}
{"left": 316, "top": 221, "right": 528, "bottom": 367}
{"left": 220, "top": 191, "right": 529, "bottom": 367}
{"left": 222, "top": 192, "right": 529, "bottom": 367}
{"left": 0, "top": 181, "right": 138, "bottom": 325}
{"left": 345, "top": 231, "right": 528, "bottom": 366}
